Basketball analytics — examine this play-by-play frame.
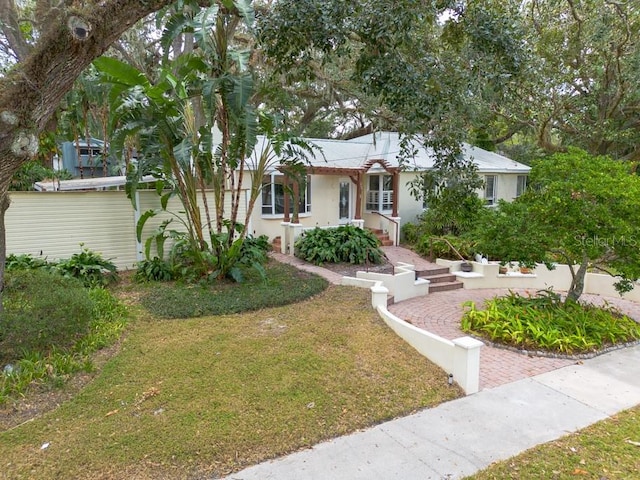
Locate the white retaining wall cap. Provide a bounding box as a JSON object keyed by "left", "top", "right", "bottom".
{"left": 453, "top": 337, "right": 485, "bottom": 349}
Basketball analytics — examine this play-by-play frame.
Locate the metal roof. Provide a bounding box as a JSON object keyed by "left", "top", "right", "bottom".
{"left": 258, "top": 131, "right": 530, "bottom": 174}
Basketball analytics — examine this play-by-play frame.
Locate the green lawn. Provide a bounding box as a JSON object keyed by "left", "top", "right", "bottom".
{"left": 0, "top": 262, "right": 462, "bottom": 479}
{"left": 467, "top": 406, "right": 640, "bottom": 480}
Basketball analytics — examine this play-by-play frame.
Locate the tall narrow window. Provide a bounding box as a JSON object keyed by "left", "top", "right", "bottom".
{"left": 484, "top": 175, "right": 497, "bottom": 206}
{"left": 366, "top": 174, "right": 393, "bottom": 211}
{"left": 516, "top": 175, "right": 528, "bottom": 197}
{"left": 261, "top": 174, "right": 311, "bottom": 216}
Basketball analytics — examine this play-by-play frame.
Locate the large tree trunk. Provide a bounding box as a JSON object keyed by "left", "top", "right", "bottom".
{"left": 0, "top": 0, "right": 181, "bottom": 307}
{"left": 0, "top": 0, "right": 178, "bottom": 189}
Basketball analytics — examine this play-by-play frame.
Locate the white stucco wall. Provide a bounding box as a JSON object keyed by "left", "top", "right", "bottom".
{"left": 251, "top": 170, "right": 528, "bottom": 242}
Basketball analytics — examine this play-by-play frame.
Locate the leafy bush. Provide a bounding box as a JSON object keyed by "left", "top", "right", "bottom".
{"left": 295, "top": 225, "right": 384, "bottom": 265}
{"left": 135, "top": 257, "right": 174, "bottom": 282}
{"left": 10, "top": 161, "right": 72, "bottom": 191}
{"left": 461, "top": 290, "right": 640, "bottom": 354}
{"left": 416, "top": 194, "right": 486, "bottom": 237}
{"left": 55, "top": 246, "right": 118, "bottom": 287}
{"left": 414, "top": 234, "right": 477, "bottom": 261}
{"left": 0, "top": 270, "right": 94, "bottom": 364}
{"left": 241, "top": 234, "right": 271, "bottom": 258}
{"left": 401, "top": 222, "right": 426, "bottom": 245}
{"left": 5, "top": 253, "right": 52, "bottom": 271}
{"left": 1, "top": 286, "right": 128, "bottom": 402}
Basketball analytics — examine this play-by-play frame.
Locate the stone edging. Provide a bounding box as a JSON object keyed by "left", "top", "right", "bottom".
{"left": 468, "top": 334, "right": 640, "bottom": 360}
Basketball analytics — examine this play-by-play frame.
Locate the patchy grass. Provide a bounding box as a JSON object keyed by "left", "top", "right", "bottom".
{"left": 137, "top": 260, "right": 329, "bottom": 318}
{"left": 467, "top": 405, "right": 640, "bottom": 480}
{"left": 0, "top": 285, "right": 462, "bottom": 479}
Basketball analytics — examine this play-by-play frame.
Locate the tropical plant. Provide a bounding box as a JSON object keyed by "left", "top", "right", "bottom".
{"left": 134, "top": 257, "right": 174, "bottom": 282}
{"left": 295, "top": 225, "right": 384, "bottom": 265}
{"left": 461, "top": 290, "right": 640, "bottom": 354}
{"left": 96, "top": 2, "right": 316, "bottom": 282}
{"left": 55, "top": 246, "right": 118, "bottom": 288}
{"left": 10, "top": 161, "right": 72, "bottom": 191}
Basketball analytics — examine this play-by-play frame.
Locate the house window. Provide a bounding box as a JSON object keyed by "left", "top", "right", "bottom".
{"left": 261, "top": 174, "right": 311, "bottom": 216}
{"left": 516, "top": 175, "right": 528, "bottom": 197}
{"left": 484, "top": 175, "right": 497, "bottom": 205}
{"left": 366, "top": 174, "right": 393, "bottom": 211}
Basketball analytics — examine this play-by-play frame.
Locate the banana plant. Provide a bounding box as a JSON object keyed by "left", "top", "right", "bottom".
{"left": 95, "top": 1, "right": 317, "bottom": 281}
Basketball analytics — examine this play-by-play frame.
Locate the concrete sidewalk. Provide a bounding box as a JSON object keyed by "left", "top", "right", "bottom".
{"left": 221, "top": 344, "right": 640, "bottom": 480}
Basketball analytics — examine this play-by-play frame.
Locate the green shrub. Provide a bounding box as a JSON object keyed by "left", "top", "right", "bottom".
{"left": 0, "top": 270, "right": 94, "bottom": 363}
{"left": 461, "top": 290, "right": 640, "bottom": 354}
{"left": 241, "top": 234, "right": 271, "bottom": 258}
{"left": 1, "top": 287, "right": 127, "bottom": 402}
{"left": 295, "top": 225, "right": 384, "bottom": 265}
{"left": 414, "top": 234, "right": 476, "bottom": 261}
{"left": 401, "top": 222, "right": 424, "bottom": 245}
{"left": 135, "top": 257, "right": 174, "bottom": 282}
{"left": 5, "top": 253, "right": 53, "bottom": 271}
{"left": 10, "top": 161, "right": 72, "bottom": 191}
{"left": 55, "top": 246, "right": 118, "bottom": 287}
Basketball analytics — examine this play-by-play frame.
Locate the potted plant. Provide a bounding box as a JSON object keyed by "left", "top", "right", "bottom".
{"left": 460, "top": 261, "right": 473, "bottom": 272}
{"left": 519, "top": 264, "right": 533, "bottom": 274}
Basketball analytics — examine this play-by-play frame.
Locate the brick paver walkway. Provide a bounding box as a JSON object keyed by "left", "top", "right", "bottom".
{"left": 389, "top": 288, "right": 640, "bottom": 390}
{"left": 273, "top": 247, "right": 640, "bottom": 392}
{"left": 270, "top": 251, "right": 345, "bottom": 285}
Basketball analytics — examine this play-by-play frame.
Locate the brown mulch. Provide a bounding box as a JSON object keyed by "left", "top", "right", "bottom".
{"left": 318, "top": 259, "right": 395, "bottom": 277}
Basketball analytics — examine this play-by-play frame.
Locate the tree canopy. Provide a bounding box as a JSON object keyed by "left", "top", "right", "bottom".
{"left": 481, "top": 0, "right": 640, "bottom": 161}
{"left": 476, "top": 149, "right": 640, "bottom": 302}
{"left": 258, "top": 0, "right": 527, "bottom": 144}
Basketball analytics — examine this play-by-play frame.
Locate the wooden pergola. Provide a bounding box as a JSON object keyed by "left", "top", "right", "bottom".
{"left": 278, "top": 159, "right": 400, "bottom": 223}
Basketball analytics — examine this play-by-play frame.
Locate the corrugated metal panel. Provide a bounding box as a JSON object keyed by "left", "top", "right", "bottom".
{"left": 6, "top": 190, "right": 248, "bottom": 271}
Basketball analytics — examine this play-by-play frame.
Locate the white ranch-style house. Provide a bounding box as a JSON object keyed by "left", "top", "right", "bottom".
{"left": 253, "top": 131, "right": 530, "bottom": 253}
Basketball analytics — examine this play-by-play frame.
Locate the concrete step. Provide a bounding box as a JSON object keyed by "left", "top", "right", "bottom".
{"left": 428, "top": 281, "right": 464, "bottom": 293}
{"left": 367, "top": 228, "right": 394, "bottom": 246}
{"left": 415, "top": 267, "right": 450, "bottom": 277}
{"left": 422, "top": 273, "right": 457, "bottom": 284}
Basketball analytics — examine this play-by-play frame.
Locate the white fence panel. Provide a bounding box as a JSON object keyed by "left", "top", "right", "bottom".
{"left": 6, "top": 190, "right": 247, "bottom": 270}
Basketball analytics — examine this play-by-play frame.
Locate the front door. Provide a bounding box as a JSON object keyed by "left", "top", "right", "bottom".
{"left": 338, "top": 179, "right": 351, "bottom": 223}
